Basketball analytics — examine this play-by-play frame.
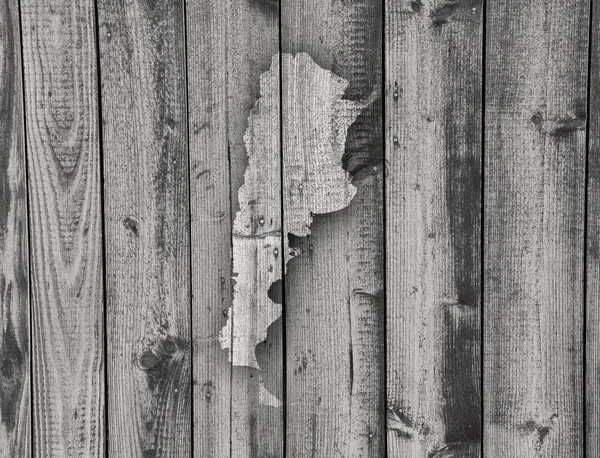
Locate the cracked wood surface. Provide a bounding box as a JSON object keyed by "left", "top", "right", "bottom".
{"left": 20, "top": 0, "right": 105, "bottom": 455}
{"left": 484, "top": 0, "right": 589, "bottom": 455}
{"left": 385, "top": 0, "right": 483, "bottom": 456}
{"left": 0, "top": 0, "right": 29, "bottom": 455}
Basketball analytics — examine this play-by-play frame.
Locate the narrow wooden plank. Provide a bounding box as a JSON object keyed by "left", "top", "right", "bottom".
{"left": 186, "top": 0, "right": 283, "bottom": 454}
{"left": 184, "top": 0, "right": 231, "bottom": 456}
{"left": 587, "top": 3, "right": 600, "bottom": 455}
{"left": 227, "top": 52, "right": 283, "bottom": 456}
{"left": 97, "top": 1, "right": 191, "bottom": 455}
{"left": 281, "top": 1, "right": 386, "bottom": 455}
{"left": 484, "top": 0, "right": 589, "bottom": 455}
{"left": 0, "top": 0, "right": 30, "bottom": 455}
{"left": 385, "top": 0, "right": 483, "bottom": 456}
{"left": 19, "top": 0, "right": 105, "bottom": 455}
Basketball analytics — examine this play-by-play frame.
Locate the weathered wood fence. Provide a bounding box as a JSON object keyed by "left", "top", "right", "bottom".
{"left": 0, "top": 0, "right": 598, "bottom": 456}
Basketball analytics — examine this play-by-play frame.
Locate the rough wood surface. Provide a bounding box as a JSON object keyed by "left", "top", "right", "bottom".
{"left": 385, "top": 0, "right": 483, "bottom": 456}
{"left": 97, "top": 0, "right": 191, "bottom": 455}
{"left": 7, "top": 0, "right": 600, "bottom": 454}
{"left": 484, "top": 0, "right": 589, "bottom": 455}
{"left": 220, "top": 55, "right": 282, "bottom": 373}
{"left": 587, "top": 3, "right": 600, "bottom": 455}
{"left": 19, "top": 0, "right": 105, "bottom": 455}
{"left": 0, "top": 0, "right": 30, "bottom": 455}
{"left": 206, "top": 1, "right": 284, "bottom": 455}
{"left": 221, "top": 52, "right": 374, "bottom": 374}
{"left": 184, "top": 0, "right": 232, "bottom": 455}
{"left": 281, "top": 0, "right": 386, "bottom": 455}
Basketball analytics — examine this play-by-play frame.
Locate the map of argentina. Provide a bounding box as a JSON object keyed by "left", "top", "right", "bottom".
{"left": 219, "top": 53, "right": 377, "bottom": 380}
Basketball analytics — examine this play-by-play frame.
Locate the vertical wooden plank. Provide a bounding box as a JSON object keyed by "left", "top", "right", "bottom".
{"left": 97, "top": 0, "right": 191, "bottom": 455}
{"left": 227, "top": 52, "right": 283, "bottom": 456}
{"left": 19, "top": 0, "right": 105, "bottom": 455}
{"left": 281, "top": 1, "right": 385, "bottom": 455}
{"left": 185, "top": 0, "right": 283, "bottom": 454}
{"left": 385, "top": 0, "right": 483, "bottom": 456}
{"left": 484, "top": 1, "right": 589, "bottom": 456}
{"left": 0, "top": 0, "right": 30, "bottom": 455}
{"left": 587, "top": 2, "right": 600, "bottom": 455}
{"left": 184, "top": 0, "right": 231, "bottom": 456}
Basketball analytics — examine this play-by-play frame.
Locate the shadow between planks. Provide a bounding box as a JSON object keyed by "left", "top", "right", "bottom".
{"left": 0, "top": 0, "right": 597, "bottom": 456}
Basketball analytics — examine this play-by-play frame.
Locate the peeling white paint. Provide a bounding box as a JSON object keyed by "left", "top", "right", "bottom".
{"left": 219, "top": 53, "right": 377, "bottom": 401}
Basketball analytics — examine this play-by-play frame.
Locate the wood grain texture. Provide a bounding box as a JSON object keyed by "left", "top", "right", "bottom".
{"left": 281, "top": 1, "right": 386, "bottom": 455}
{"left": 198, "top": 0, "right": 284, "bottom": 455}
{"left": 385, "top": 0, "right": 482, "bottom": 456}
{"left": 587, "top": 3, "right": 600, "bottom": 455}
{"left": 0, "top": 0, "right": 30, "bottom": 455}
{"left": 19, "top": 0, "right": 105, "bottom": 455}
{"left": 221, "top": 55, "right": 282, "bottom": 373}
{"left": 184, "top": 0, "right": 232, "bottom": 455}
{"left": 484, "top": 0, "right": 589, "bottom": 455}
{"left": 97, "top": 0, "right": 191, "bottom": 455}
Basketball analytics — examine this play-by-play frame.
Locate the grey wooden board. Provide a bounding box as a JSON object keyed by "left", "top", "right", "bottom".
{"left": 3, "top": 0, "right": 600, "bottom": 455}
{"left": 19, "top": 0, "right": 105, "bottom": 455}
{"left": 97, "top": 0, "right": 192, "bottom": 455}
{"left": 0, "top": 0, "right": 30, "bottom": 455}
{"left": 281, "top": 0, "right": 386, "bottom": 456}
{"left": 588, "top": 2, "right": 600, "bottom": 455}
{"left": 216, "top": 1, "right": 284, "bottom": 456}
{"left": 484, "top": 0, "right": 589, "bottom": 455}
{"left": 185, "top": 0, "right": 232, "bottom": 455}
{"left": 385, "top": 0, "right": 483, "bottom": 456}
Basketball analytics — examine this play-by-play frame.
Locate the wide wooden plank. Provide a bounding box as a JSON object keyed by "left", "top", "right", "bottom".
{"left": 97, "top": 0, "right": 191, "bottom": 455}
{"left": 187, "top": 0, "right": 283, "bottom": 455}
{"left": 385, "top": 1, "right": 483, "bottom": 456}
{"left": 0, "top": 0, "right": 30, "bottom": 455}
{"left": 587, "top": 3, "right": 600, "bottom": 455}
{"left": 19, "top": 0, "right": 105, "bottom": 455}
{"left": 484, "top": 0, "right": 589, "bottom": 455}
{"left": 281, "top": 1, "right": 385, "bottom": 455}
